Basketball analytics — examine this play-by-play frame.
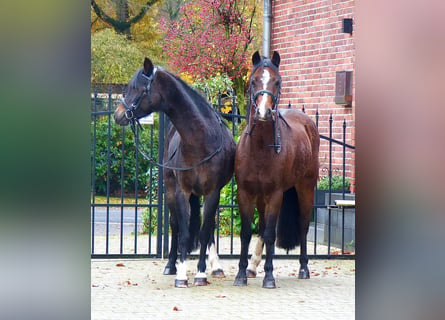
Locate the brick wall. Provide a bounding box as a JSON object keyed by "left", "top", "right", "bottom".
{"left": 271, "top": 0, "right": 356, "bottom": 192}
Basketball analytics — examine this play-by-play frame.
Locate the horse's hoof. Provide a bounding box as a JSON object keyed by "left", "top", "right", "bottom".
{"left": 194, "top": 277, "right": 208, "bottom": 286}
{"left": 233, "top": 277, "right": 247, "bottom": 286}
{"left": 211, "top": 269, "right": 225, "bottom": 278}
{"left": 262, "top": 278, "right": 276, "bottom": 289}
{"left": 174, "top": 279, "right": 188, "bottom": 288}
{"left": 246, "top": 269, "right": 256, "bottom": 278}
{"left": 163, "top": 266, "right": 176, "bottom": 275}
{"left": 298, "top": 268, "right": 310, "bottom": 279}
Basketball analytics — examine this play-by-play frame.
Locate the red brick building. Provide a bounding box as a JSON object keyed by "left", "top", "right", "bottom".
{"left": 270, "top": 0, "right": 355, "bottom": 191}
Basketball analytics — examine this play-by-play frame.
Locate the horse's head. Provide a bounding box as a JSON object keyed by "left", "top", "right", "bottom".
{"left": 114, "top": 57, "right": 160, "bottom": 126}
{"left": 249, "top": 51, "right": 281, "bottom": 121}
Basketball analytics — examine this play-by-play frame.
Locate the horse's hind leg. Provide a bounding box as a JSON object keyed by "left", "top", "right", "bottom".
{"left": 296, "top": 182, "right": 316, "bottom": 279}
{"left": 194, "top": 191, "right": 221, "bottom": 286}
{"left": 247, "top": 237, "right": 264, "bottom": 278}
{"left": 247, "top": 201, "right": 265, "bottom": 278}
{"left": 208, "top": 235, "right": 224, "bottom": 278}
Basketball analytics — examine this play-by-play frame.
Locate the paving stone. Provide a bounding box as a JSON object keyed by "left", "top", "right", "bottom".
{"left": 92, "top": 258, "right": 355, "bottom": 319}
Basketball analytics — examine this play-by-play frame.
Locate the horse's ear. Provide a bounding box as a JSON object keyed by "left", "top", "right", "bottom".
{"left": 271, "top": 51, "right": 281, "bottom": 68}
{"left": 143, "top": 57, "right": 154, "bottom": 75}
{"left": 252, "top": 51, "right": 261, "bottom": 66}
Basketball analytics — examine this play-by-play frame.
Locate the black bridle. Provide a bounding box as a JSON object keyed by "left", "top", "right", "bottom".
{"left": 249, "top": 59, "right": 281, "bottom": 115}
{"left": 246, "top": 61, "right": 284, "bottom": 153}
{"left": 121, "top": 67, "right": 158, "bottom": 123}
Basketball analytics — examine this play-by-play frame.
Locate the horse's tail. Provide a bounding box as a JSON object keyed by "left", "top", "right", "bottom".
{"left": 187, "top": 194, "right": 201, "bottom": 253}
{"left": 276, "top": 187, "right": 301, "bottom": 251}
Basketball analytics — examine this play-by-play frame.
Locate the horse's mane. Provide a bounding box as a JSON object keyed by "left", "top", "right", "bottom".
{"left": 163, "top": 70, "right": 219, "bottom": 118}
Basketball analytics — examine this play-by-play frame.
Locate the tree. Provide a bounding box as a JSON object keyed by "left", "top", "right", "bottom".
{"left": 160, "top": 0, "right": 261, "bottom": 113}
{"left": 91, "top": 0, "right": 165, "bottom": 67}
{"left": 91, "top": 28, "right": 144, "bottom": 83}
{"left": 158, "top": 0, "right": 190, "bottom": 21}
{"left": 91, "top": 0, "right": 160, "bottom": 38}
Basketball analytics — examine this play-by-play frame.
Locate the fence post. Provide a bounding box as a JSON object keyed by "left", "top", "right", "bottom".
{"left": 91, "top": 87, "right": 98, "bottom": 254}
{"left": 105, "top": 85, "right": 112, "bottom": 254}
{"left": 157, "top": 113, "right": 165, "bottom": 258}
{"left": 119, "top": 126, "right": 125, "bottom": 254}
{"left": 327, "top": 113, "right": 333, "bottom": 255}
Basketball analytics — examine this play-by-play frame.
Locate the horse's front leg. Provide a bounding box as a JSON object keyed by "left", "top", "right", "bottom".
{"left": 163, "top": 188, "right": 178, "bottom": 275}
{"left": 195, "top": 191, "right": 222, "bottom": 286}
{"left": 234, "top": 190, "right": 255, "bottom": 286}
{"left": 262, "top": 193, "right": 282, "bottom": 289}
{"left": 163, "top": 214, "right": 178, "bottom": 275}
{"left": 174, "top": 191, "right": 191, "bottom": 288}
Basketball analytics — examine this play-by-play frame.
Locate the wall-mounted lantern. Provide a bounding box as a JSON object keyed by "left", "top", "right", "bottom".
{"left": 335, "top": 71, "right": 353, "bottom": 107}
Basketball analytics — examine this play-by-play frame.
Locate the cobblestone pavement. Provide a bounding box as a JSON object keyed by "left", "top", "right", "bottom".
{"left": 92, "top": 258, "right": 355, "bottom": 320}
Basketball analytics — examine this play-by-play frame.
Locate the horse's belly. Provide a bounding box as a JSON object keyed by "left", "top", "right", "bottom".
{"left": 237, "top": 173, "right": 290, "bottom": 196}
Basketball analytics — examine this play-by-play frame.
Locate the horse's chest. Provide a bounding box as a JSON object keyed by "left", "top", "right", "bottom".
{"left": 176, "top": 171, "right": 215, "bottom": 196}
{"left": 236, "top": 151, "right": 295, "bottom": 194}
{"left": 237, "top": 170, "right": 282, "bottom": 195}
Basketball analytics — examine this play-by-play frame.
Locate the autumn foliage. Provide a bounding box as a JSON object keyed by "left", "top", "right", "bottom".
{"left": 160, "top": 0, "right": 257, "bottom": 81}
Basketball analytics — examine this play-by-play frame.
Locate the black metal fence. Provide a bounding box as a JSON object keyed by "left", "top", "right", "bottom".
{"left": 91, "top": 85, "right": 355, "bottom": 260}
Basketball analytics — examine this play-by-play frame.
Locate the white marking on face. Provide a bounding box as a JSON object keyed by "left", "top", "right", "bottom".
{"left": 257, "top": 69, "right": 271, "bottom": 119}
{"left": 176, "top": 261, "right": 188, "bottom": 281}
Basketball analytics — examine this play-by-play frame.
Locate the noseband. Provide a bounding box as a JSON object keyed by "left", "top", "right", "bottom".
{"left": 121, "top": 67, "right": 157, "bottom": 121}
{"left": 251, "top": 89, "right": 280, "bottom": 111}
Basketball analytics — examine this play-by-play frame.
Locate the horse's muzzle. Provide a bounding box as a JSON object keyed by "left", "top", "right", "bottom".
{"left": 114, "top": 103, "right": 130, "bottom": 126}
{"left": 255, "top": 107, "right": 274, "bottom": 121}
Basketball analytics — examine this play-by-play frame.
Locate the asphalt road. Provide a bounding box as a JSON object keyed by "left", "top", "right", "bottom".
{"left": 91, "top": 207, "right": 144, "bottom": 235}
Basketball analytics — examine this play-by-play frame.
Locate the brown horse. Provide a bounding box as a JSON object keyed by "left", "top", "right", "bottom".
{"left": 233, "top": 51, "right": 320, "bottom": 288}
{"left": 114, "top": 58, "right": 236, "bottom": 287}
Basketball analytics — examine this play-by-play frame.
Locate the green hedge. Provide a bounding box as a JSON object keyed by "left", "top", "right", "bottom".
{"left": 91, "top": 115, "right": 159, "bottom": 196}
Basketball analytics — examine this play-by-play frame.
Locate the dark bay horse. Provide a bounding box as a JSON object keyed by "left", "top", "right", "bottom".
{"left": 114, "top": 57, "right": 236, "bottom": 287}
{"left": 233, "top": 51, "right": 320, "bottom": 288}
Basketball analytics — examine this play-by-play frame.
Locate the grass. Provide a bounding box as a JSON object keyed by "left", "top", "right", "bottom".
{"left": 91, "top": 195, "right": 142, "bottom": 205}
